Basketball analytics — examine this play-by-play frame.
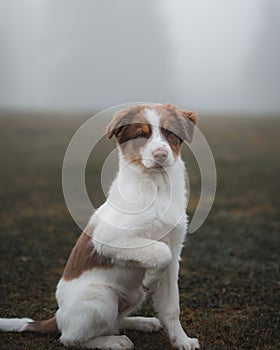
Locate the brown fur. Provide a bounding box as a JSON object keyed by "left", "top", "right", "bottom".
{"left": 24, "top": 317, "right": 59, "bottom": 334}
{"left": 118, "top": 123, "right": 152, "bottom": 166}
{"left": 62, "top": 225, "right": 113, "bottom": 281}
{"left": 106, "top": 105, "right": 150, "bottom": 139}
{"left": 107, "top": 106, "right": 152, "bottom": 166}
{"left": 155, "top": 103, "right": 198, "bottom": 143}
{"left": 160, "top": 116, "right": 184, "bottom": 156}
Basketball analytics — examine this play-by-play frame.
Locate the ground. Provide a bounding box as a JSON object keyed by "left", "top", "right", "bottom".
{"left": 0, "top": 113, "right": 279, "bottom": 350}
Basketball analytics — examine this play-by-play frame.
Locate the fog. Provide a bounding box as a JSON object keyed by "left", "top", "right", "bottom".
{"left": 0, "top": 0, "right": 279, "bottom": 114}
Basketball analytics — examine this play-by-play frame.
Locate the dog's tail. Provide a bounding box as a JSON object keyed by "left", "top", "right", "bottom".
{"left": 0, "top": 316, "right": 58, "bottom": 334}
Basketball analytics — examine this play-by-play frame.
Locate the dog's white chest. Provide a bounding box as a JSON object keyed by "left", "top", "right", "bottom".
{"left": 90, "top": 158, "right": 187, "bottom": 247}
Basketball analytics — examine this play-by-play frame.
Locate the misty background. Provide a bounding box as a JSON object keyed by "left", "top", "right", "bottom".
{"left": 1, "top": 3, "right": 280, "bottom": 349}
{"left": 0, "top": 0, "right": 279, "bottom": 115}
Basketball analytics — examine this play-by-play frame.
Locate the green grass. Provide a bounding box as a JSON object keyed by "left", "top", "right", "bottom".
{"left": 0, "top": 113, "right": 279, "bottom": 349}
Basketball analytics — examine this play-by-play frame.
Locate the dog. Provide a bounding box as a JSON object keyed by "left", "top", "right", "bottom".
{"left": 0, "top": 104, "right": 199, "bottom": 350}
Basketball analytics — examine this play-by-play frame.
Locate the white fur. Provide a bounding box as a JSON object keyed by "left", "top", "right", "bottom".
{"left": 142, "top": 108, "right": 175, "bottom": 168}
{"left": 0, "top": 108, "right": 199, "bottom": 350}
{"left": 0, "top": 318, "right": 33, "bottom": 332}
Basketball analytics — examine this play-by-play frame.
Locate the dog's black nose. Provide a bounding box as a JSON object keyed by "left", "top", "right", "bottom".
{"left": 153, "top": 149, "right": 168, "bottom": 164}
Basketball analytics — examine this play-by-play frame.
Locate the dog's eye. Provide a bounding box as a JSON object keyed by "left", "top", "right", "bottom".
{"left": 136, "top": 132, "right": 147, "bottom": 138}
{"left": 165, "top": 129, "right": 174, "bottom": 136}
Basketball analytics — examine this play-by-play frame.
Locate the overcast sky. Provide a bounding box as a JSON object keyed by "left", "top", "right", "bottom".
{"left": 0, "top": 0, "right": 279, "bottom": 114}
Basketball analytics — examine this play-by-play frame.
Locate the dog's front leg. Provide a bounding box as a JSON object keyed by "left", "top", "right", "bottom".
{"left": 94, "top": 229, "right": 172, "bottom": 275}
{"left": 152, "top": 259, "right": 199, "bottom": 350}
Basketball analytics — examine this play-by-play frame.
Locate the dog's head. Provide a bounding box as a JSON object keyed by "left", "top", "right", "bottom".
{"left": 106, "top": 104, "right": 197, "bottom": 170}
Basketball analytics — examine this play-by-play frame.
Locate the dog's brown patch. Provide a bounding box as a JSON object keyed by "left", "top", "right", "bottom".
{"left": 118, "top": 122, "right": 151, "bottom": 145}
{"left": 119, "top": 122, "right": 152, "bottom": 166}
{"left": 160, "top": 117, "right": 184, "bottom": 156}
{"left": 156, "top": 103, "right": 198, "bottom": 143}
{"left": 62, "top": 225, "right": 113, "bottom": 281}
{"left": 24, "top": 317, "right": 59, "bottom": 334}
{"left": 107, "top": 105, "right": 152, "bottom": 166}
{"left": 142, "top": 124, "right": 150, "bottom": 135}
{"left": 107, "top": 105, "right": 150, "bottom": 140}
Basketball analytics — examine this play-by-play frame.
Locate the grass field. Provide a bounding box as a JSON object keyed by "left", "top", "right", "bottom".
{"left": 0, "top": 113, "right": 279, "bottom": 349}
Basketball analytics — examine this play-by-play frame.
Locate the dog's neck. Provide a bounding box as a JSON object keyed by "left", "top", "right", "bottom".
{"left": 109, "top": 152, "right": 187, "bottom": 210}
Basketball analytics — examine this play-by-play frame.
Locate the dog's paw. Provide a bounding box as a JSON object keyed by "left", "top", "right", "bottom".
{"left": 136, "top": 317, "right": 163, "bottom": 333}
{"left": 106, "top": 335, "right": 134, "bottom": 350}
{"left": 85, "top": 335, "right": 134, "bottom": 350}
{"left": 120, "top": 316, "right": 163, "bottom": 333}
{"left": 171, "top": 335, "right": 199, "bottom": 350}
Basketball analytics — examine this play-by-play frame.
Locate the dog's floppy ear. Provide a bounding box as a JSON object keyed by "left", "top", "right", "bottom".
{"left": 179, "top": 109, "right": 198, "bottom": 143}
{"left": 162, "top": 104, "right": 198, "bottom": 143}
{"left": 107, "top": 105, "right": 145, "bottom": 139}
{"left": 106, "top": 108, "right": 131, "bottom": 139}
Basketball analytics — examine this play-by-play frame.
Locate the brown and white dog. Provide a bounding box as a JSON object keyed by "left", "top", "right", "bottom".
{"left": 0, "top": 104, "right": 200, "bottom": 350}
